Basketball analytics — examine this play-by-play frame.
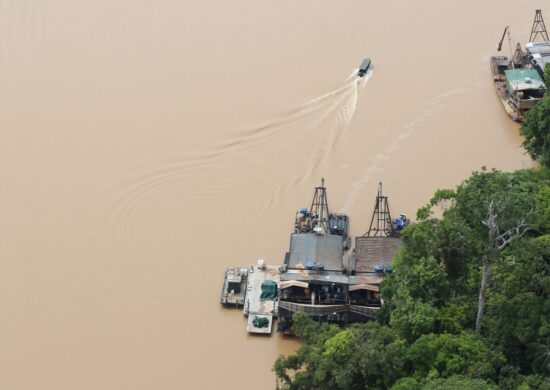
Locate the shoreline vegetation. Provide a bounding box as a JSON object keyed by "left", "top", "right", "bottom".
{"left": 272, "top": 65, "right": 550, "bottom": 390}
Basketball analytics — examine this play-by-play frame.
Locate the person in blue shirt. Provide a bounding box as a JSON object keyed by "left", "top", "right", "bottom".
{"left": 395, "top": 214, "right": 408, "bottom": 231}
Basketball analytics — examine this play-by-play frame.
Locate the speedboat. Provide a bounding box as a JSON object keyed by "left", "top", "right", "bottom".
{"left": 358, "top": 58, "right": 372, "bottom": 77}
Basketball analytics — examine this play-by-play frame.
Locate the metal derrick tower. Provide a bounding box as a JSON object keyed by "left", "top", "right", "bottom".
{"left": 308, "top": 178, "right": 330, "bottom": 234}
{"left": 363, "top": 182, "right": 395, "bottom": 237}
{"left": 530, "top": 9, "right": 549, "bottom": 42}
{"left": 513, "top": 42, "right": 525, "bottom": 67}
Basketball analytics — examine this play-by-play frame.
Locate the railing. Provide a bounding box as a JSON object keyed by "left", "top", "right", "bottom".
{"left": 348, "top": 305, "right": 379, "bottom": 318}
{"left": 278, "top": 301, "right": 378, "bottom": 319}
{"left": 278, "top": 301, "right": 347, "bottom": 316}
{"left": 280, "top": 296, "right": 347, "bottom": 305}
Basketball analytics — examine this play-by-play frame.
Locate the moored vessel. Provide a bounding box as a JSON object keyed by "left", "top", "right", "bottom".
{"left": 490, "top": 56, "right": 546, "bottom": 122}
{"left": 220, "top": 267, "right": 248, "bottom": 306}
{"left": 491, "top": 11, "right": 549, "bottom": 122}
{"left": 220, "top": 180, "right": 406, "bottom": 336}
{"left": 490, "top": 56, "right": 522, "bottom": 122}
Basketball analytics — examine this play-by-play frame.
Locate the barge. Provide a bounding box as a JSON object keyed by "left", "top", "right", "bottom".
{"left": 490, "top": 56, "right": 522, "bottom": 122}
{"left": 220, "top": 267, "right": 248, "bottom": 306}
{"left": 220, "top": 180, "right": 406, "bottom": 336}
{"left": 490, "top": 56, "right": 546, "bottom": 122}
{"left": 278, "top": 182, "right": 403, "bottom": 334}
{"left": 243, "top": 260, "right": 281, "bottom": 334}
{"left": 491, "top": 10, "right": 548, "bottom": 122}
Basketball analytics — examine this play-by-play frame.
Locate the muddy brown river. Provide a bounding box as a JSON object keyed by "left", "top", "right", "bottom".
{"left": 0, "top": 1, "right": 543, "bottom": 388}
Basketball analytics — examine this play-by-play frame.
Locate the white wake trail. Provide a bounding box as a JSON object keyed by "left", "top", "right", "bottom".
{"left": 304, "top": 79, "right": 357, "bottom": 108}
{"left": 345, "top": 69, "right": 359, "bottom": 81}
{"left": 339, "top": 79, "right": 359, "bottom": 128}
{"left": 360, "top": 69, "right": 374, "bottom": 90}
{"left": 339, "top": 83, "right": 464, "bottom": 215}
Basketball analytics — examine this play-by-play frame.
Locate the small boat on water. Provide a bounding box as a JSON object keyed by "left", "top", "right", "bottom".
{"left": 358, "top": 58, "right": 372, "bottom": 77}
{"left": 220, "top": 267, "right": 248, "bottom": 307}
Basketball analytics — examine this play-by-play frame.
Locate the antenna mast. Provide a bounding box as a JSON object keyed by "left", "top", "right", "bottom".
{"left": 530, "top": 10, "right": 549, "bottom": 42}
{"left": 363, "top": 182, "right": 394, "bottom": 237}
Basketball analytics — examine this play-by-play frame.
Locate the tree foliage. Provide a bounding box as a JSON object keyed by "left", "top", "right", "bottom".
{"left": 521, "top": 65, "right": 550, "bottom": 167}
{"left": 274, "top": 169, "right": 550, "bottom": 389}
{"left": 407, "top": 332, "right": 504, "bottom": 380}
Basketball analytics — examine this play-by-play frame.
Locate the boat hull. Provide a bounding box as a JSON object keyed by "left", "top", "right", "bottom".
{"left": 358, "top": 58, "right": 371, "bottom": 77}
{"left": 490, "top": 56, "right": 522, "bottom": 122}
{"left": 220, "top": 267, "right": 248, "bottom": 306}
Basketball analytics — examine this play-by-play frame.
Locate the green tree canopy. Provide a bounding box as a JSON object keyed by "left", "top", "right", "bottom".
{"left": 274, "top": 168, "right": 550, "bottom": 389}
{"left": 521, "top": 65, "right": 550, "bottom": 167}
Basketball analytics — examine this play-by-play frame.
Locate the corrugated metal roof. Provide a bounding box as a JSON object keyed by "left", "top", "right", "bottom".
{"left": 349, "top": 275, "right": 384, "bottom": 285}
{"left": 505, "top": 68, "right": 543, "bottom": 82}
{"left": 280, "top": 270, "right": 349, "bottom": 284}
{"left": 355, "top": 237, "right": 402, "bottom": 273}
{"left": 530, "top": 53, "right": 550, "bottom": 76}
{"left": 280, "top": 280, "right": 308, "bottom": 289}
{"left": 287, "top": 233, "right": 344, "bottom": 271}
{"left": 505, "top": 69, "right": 546, "bottom": 91}
{"left": 280, "top": 270, "right": 385, "bottom": 285}
{"left": 349, "top": 284, "right": 379, "bottom": 292}
{"left": 526, "top": 41, "right": 550, "bottom": 55}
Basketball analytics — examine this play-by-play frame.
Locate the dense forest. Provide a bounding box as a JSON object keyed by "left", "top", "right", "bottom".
{"left": 273, "top": 66, "right": 550, "bottom": 389}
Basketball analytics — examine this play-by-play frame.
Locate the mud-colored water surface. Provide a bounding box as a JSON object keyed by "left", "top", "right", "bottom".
{"left": 0, "top": 1, "right": 542, "bottom": 389}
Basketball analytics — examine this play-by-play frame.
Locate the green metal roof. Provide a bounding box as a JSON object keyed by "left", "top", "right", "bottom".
{"left": 504, "top": 68, "right": 543, "bottom": 82}
{"left": 505, "top": 68, "right": 546, "bottom": 92}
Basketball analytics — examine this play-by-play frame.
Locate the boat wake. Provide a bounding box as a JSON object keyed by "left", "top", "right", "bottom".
{"left": 250, "top": 69, "right": 374, "bottom": 213}
{"left": 103, "top": 70, "right": 374, "bottom": 237}
{"left": 345, "top": 69, "right": 359, "bottom": 81}
{"left": 339, "top": 86, "right": 464, "bottom": 214}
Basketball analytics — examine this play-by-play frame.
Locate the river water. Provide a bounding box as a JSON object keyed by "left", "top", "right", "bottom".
{"left": 0, "top": 1, "right": 543, "bottom": 389}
